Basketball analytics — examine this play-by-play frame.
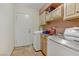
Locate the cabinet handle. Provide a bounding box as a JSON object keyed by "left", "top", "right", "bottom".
{"left": 76, "top": 11, "right": 79, "bottom": 13}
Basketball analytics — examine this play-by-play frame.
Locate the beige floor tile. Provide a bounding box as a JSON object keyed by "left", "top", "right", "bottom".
{"left": 34, "top": 51, "right": 44, "bottom": 56}
{"left": 11, "top": 45, "right": 43, "bottom": 56}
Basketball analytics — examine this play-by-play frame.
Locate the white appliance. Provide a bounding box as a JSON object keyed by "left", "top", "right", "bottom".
{"left": 33, "top": 31, "right": 42, "bottom": 51}
{"left": 64, "top": 27, "right": 79, "bottom": 41}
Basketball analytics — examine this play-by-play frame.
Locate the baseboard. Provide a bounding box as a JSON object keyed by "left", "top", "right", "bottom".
{"left": 32, "top": 44, "right": 41, "bottom": 52}
{"left": 32, "top": 44, "right": 45, "bottom": 56}
{"left": 40, "top": 50, "right": 46, "bottom": 56}
{"left": 15, "top": 44, "right": 32, "bottom": 48}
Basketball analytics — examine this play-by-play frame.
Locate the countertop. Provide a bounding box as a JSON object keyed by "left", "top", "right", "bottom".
{"left": 48, "top": 35, "right": 79, "bottom": 53}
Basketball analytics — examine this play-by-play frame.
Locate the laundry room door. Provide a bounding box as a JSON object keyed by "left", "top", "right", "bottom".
{"left": 15, "top": 13, "right": 33, "bottom": 47}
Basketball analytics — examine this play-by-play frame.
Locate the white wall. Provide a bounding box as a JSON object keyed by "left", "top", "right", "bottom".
{"left": 15, "top": 4, "right": 40, "bottom": 47}
{"left": 0, "top": 4, "right": 15, "bottom": 55}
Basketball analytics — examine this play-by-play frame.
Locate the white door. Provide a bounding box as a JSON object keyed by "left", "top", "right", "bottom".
{"left": 15, "top": 14, "right": 32, "bottom": 47}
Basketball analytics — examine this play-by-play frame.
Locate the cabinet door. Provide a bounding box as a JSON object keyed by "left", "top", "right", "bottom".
{"left": 43, "top": 37, "right": 47, "bottom": 55}
{"left": 64, "top": 3, "right": 76, "bottom": 20}
{"left": 46, "top": 12, "right": 51, "bottom": 21}
{"left": 76, "top": 3, "right": 79, "bottom": 13}
{"left": 47, "top": 39, "right": 79, "bottom": 56}
{"left": 53, "top": 9, "right": 57, "bottom": 19}
{"left": 56, "top": 5, "right": 62, "bottom": 18}
{"left": 41, "top": 35, "right": 47, "bottom": 55}
{"left": 40, "top": 11, "right": 46, "bottom": 25}
{"left": 64, "top": 3, "right": 75, "bottom": 17}
{"left": 41, "top": 35, "right": 44, "bottom": 51}
{"left": 51, "top": 5, "right": 62, "bottom": 20}
{"left": 66, "top": 3, "right": 75, "bottom": 16}
{"left": 46, "top": 13, "right": 49, "bottom": 21}
{"left": 51, "top": 10, "right": 56, "bottom": 20}
{"left": 50, "top": 11, "right": 54, "bottom": 21}
{"left": 39, "top": 15, "right": 42, "bottom": 25}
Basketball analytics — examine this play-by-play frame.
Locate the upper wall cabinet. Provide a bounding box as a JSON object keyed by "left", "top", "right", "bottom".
{"left": 66, "top": 4, "right": 75, "bottom": 16}
{"left": 39, "top": 3, "right": 63, "bottom": 25}
{"left": 52, "top": 5, "right": 62, "bottom": 19}
{"left": 46, "top": 13, "right": 50, "bottom": 21}
{"left": 46, "top": 4, "right": 63, "bottom": 22}
{"left": 51, "top": 4, "right": 62, "bottom": 20}
{"left": 76, "top": 3, "right": 79, "bottom": 15}
{"left": 64, "top": 3, "right": 79, "bottom": 20}
{"left": 40, "top": 11, "right": 46, "bottom": 25}
{"left": 46, "top": 11, "right": 53, "bottom": 22}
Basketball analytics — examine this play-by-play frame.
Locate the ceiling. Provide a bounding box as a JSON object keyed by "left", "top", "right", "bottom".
{"left": 15, "top": 3, "right": 47, "bottom": 10}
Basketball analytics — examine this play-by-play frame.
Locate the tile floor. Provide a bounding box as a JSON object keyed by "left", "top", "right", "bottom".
{"left": 11, "top": 45, "right": 44, "bottom": 56}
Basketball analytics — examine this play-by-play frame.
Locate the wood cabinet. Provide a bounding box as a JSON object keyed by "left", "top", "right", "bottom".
{"left": 51, "top": 10, "right": 56, "bottom": 20}
{"left": 46, "top": 12, "right": 52, "bottom": 21}
{"left": 64, "top": 3, "right": 79, "bottom": 20}
{"left": 40, "top": 4, "right": 63, "bottom": 24}
{"left": 50, "top": 4, "right": 62, "bottom": 20}
{"left": 41, "top": 34, "right": 47, "bottom": 55}
{"left": 45, "top": 4, "right": 62, "bottom": 22}
{"left": 76, "top": 3, "right": 79, "bottom": 16}
{"left": 40, "top": 11, "right": 46, "bottom": 25}
{"left": 66, "top": 3, "right": 75, "bottom": 16}
{"left": 56, "top": 5, "right": 62, "bottom": 18}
